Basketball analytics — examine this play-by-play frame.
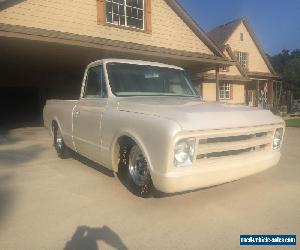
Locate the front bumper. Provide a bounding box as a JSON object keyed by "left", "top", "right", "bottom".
{"left": 151, "top": 150, "right": 281, "bottom": 193}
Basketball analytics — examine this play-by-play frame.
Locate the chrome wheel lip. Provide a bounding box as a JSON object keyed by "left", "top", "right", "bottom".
{"left": 56, "top": 129, "right": 63, "bottom": 149}
{"left": 128, "top": 145, "right": 149, "bottom": 187}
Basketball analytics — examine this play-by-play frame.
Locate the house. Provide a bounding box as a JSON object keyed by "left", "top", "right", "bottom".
{"left": 0, "top": 1, "right": 279, "bottom": 125}
{"left": 201, "top": 18, "right": 281, "bottom": 108}
{"left": 0, "top": 0, "right": 231, "bottom": 124}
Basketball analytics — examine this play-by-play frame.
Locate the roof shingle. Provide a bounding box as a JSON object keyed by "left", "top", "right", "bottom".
{"left": 208, "top": 18, "right": 244, "bottom": 48}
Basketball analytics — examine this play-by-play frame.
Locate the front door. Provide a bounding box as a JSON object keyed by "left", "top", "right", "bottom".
{"left": 73, "top": 64, "right": 107, "bottom": 163}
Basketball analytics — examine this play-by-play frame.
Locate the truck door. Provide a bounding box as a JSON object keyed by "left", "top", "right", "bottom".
{"left": 73, "top": 64, "right": 107, "bottom": 163}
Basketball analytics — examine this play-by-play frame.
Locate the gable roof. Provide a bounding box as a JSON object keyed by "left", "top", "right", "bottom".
{"left": 208, "top": 18, "right": 243, "bottom": 49}
{"left": 165, "top": 0, "right": 225, "bottom": 58}
{"left": 208, "top": 17, "right": 276, "bottom": 75}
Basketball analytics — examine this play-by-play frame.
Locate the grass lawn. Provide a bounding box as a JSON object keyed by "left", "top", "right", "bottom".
{"left": 285, "top": 118, "right": 300, "bottom": 127}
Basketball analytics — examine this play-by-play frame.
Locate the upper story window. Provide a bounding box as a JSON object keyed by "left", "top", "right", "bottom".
{"left": 105, "top": 0, "right": 145, "bottom": 30}
{"left": 240, "top": 33, "right": 244, "bottom": 41}
{"left": 236, "top": 51, "right": 248, "bottom": 70}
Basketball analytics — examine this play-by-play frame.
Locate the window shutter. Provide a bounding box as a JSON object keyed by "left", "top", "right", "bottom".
{"left": 145, "top": 0, "right": 152, "bottom": 33}
{"left": 96, "top": 0, "right": 105, "bottom": 25}
{"left": 230, "top": 84, "right": 233, "bottom": 100}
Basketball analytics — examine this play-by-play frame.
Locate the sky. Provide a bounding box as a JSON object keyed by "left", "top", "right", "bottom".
{"left": 178, "top": 0, "right": 300, "bottom": 56}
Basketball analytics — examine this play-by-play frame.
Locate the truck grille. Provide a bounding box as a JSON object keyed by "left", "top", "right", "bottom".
{"left": 195, "top": 125, "right": 274, "bottom": 161}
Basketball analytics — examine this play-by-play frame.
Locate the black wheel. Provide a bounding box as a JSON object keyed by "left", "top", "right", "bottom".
{"left": 118, "top": 142, "right": 153, "bottom": 197}
{"left": 53, "top": 124, "right": 70, "bottom": 159}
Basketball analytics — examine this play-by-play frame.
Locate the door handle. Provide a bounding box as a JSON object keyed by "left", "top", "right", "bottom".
{"left": 74, "top": 110, "right": 80, "bottom": 116}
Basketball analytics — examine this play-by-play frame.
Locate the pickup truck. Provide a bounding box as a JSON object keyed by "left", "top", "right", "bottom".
{"left": 43, "top": 59, "right": 285, "bottom": 197}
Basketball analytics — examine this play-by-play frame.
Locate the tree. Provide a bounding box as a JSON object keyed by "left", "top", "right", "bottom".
{"left": 270, "top": 49, "right": 300, "bottom": 88}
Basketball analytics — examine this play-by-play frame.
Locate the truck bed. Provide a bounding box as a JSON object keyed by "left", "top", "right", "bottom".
{"left": 43, "top": 99, "right": 77, "bottom": 149}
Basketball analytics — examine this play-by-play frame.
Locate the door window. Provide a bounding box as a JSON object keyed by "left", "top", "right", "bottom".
{"left": 83, "top": 65, "right": 107, "bottom": 98}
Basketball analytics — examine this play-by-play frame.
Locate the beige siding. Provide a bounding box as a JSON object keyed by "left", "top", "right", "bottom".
{"left": 202, "top": 82, "right": 245, "bottom": 104}
{"left": 232, "top": 83, "right": 245, "bottom": 103}
{"left": 220, "top": 83, "right": 245, "bottom": 104}
{"left": 206, "top": 61, "right": 242, "bottom": 77}
{"left": 226, "top": 23, "right": 270, "bottom": 73}
{"left": 0, "top": 0, "right": 213, "bottom": 54}
{"left": 203, "top": 66, "right": 245, "bottom": 104}
{"left": 206, "top": 69, "right": 215, "bottom": 75}
{"left": 202, "top": 82, "right": 216, "bottom": 101}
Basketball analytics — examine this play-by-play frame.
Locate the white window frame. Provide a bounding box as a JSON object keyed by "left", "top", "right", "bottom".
{"left": 219, "top": 82, "right": 231, "bottom": 100}
{"left": 105, "top": 0, "right": 145, "bottom": 30}
{"left": 237, "top": 51, "right": 248, "bottom": 69}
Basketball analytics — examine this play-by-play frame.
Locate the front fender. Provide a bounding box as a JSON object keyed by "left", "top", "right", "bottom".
{"left": 110, "top": 130, "right": 154, "bottom": 173}
{"left": 101, "top": 110, "right": 181, "bottom": 174}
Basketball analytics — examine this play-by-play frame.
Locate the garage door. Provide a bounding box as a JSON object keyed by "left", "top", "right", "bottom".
{"left": 0, "top": 87, "right": 41, "bottom": 126}
{"left": 0, "top": 37, "right": 90, "bottom": 127}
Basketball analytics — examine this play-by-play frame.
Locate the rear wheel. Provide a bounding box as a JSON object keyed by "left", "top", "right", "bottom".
{"left": 119, "top": 143, "right": 153, "bottom": 197}
{"left": 53, "top": 124, "right": 70, "bottom": 159}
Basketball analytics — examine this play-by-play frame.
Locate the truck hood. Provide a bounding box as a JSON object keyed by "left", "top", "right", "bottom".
{"left": 116, "top": 97, "right": 283, "bottom": 130}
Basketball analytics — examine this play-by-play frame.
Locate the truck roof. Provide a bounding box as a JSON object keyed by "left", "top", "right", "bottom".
{"left": 88, "top": 59, "right": 184, "bottom": 70}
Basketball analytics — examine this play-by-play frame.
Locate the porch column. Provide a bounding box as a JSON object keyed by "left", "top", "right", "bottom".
{"left": 216, "top": 67, "right": 220, "bottom": 101}
{"left": 256, "top": 79, "right": 260, "bottom": 106}
{"left": 270, "top": 80, "right": 274, "bottom": 107}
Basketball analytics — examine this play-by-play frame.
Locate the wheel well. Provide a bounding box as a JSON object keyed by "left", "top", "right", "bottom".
{"left": 113, "top": 135, "right": 135, "bottom": 173}
{"left": 51, "top": 120, "right": 58, "bottom": 133}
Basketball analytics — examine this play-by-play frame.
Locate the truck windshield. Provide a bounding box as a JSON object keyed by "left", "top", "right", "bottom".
{"left": 106, "top": 63, "right": 198, "bottom": 97}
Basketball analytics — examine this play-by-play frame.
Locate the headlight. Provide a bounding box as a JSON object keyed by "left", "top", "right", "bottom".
{"left": 273, "top": 128, "right": 283, "bottom": 150}
{"left": 174, "top": 138, "right": 195, "bottom": 167}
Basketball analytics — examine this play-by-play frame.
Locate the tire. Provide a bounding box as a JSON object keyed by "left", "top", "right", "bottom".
{"left": 53, "top": 124, "right": 70, "bottom": 159}
{"left": 118, "top": 142, "right": 153, "bottom": 197}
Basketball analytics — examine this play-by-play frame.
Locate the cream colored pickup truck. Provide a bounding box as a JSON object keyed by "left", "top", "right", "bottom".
{"left": 43, "top": 59, "right": 285, "bottom": 197}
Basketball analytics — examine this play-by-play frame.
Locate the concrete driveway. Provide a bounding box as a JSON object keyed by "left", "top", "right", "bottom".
{"left": 0, "top": 127, "right": 299, "bottom": 249}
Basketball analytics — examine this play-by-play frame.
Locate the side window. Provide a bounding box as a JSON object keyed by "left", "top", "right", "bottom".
{"left": 84, "top": 65, "right": 107, "bottom": 98}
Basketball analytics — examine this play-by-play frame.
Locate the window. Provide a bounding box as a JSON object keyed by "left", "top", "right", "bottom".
{"left": 84, "top": 66, "right": 107, "bottom": 98}
{"left": 219, "top": 82, "right": 231, "bottom": 100}
{"left": 105, "top": 0, "right": 144, "bottom": 30}
{"left": 236, "top": 51, "right": 248, "bottom": 69}
{"left": 240, "top": 32, "right": 244, "bottom": 41}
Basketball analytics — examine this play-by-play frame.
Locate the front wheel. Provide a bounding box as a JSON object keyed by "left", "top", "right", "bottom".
{"left": 119, "top": 143, "right": 153, "bottom": 197}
